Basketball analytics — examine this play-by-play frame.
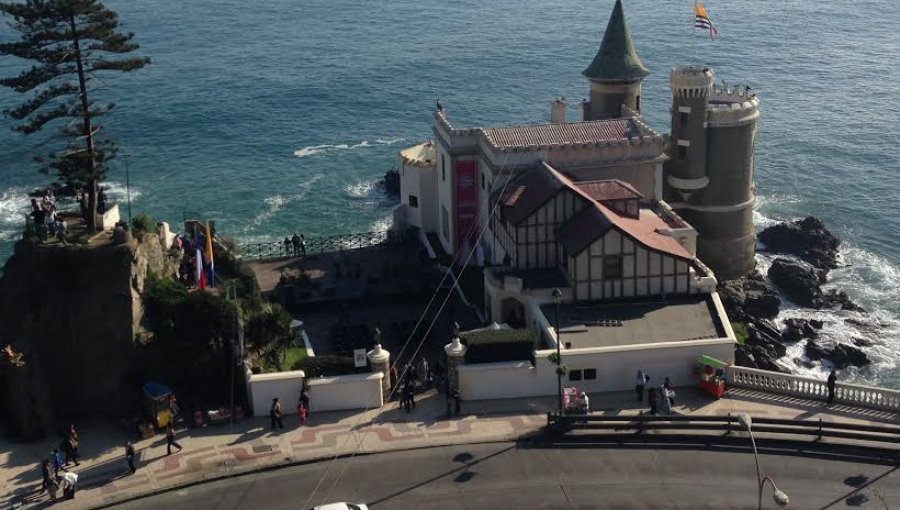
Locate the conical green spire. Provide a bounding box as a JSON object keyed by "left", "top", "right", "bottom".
{"left": 582, "top": 0, "right": 649, "bottom": 81}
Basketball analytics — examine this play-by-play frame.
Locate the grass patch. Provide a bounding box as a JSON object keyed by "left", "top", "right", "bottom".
{"left": 280, "top": 346, "right": 308, "bottom": 371}
{"left": 731, "top": 322, "right": 749, "bottom": 344}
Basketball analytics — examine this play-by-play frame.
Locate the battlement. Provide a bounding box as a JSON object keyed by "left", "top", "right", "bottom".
{"left": 670, "top": 66, "right": 715, "bottom": 99}
{"left": 706, "top": 87, "right": 760, "bottom": 127}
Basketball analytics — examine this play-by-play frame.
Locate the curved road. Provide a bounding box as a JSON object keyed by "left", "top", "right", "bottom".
{"left": 111, "top": 441, "right": 898, "bottom": 509}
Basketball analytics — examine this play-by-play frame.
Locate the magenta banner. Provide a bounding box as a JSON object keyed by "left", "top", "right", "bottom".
{"left": 455, "top": 160, "right": 478, "bottom": 252}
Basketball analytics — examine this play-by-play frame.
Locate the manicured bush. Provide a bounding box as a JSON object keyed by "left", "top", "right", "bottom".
{"left": 293, "top": 355, "right": 358, "bottom": 377}
{"left": 461, "top": 328, "right": 535, "bottom": 365}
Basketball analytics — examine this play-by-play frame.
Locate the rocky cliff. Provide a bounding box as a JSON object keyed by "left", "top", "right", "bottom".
{"left": 0, "top": 233, "right": 176, "bottom": 438}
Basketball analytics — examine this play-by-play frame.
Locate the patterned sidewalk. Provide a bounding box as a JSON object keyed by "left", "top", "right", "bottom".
{"left": 1, "top": 387, "right": 897, "bottom": 510}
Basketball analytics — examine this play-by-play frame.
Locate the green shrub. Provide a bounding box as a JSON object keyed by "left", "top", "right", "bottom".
{"left": 131, "top": 214, "right": 155, "bottom": 238}
{"left": 461, "top": 328, "right": 535, "bottom": 365}
{"left": 293, "top": 355, "right": 357, "bottom": 377}
{"left": 732, "top": 322, "right": 750, "bottom": 344}
{"left": 142, "top": 272, "right": 189, "bottom": 336}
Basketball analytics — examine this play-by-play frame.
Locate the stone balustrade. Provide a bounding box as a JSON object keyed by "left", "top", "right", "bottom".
{"left": 727, "top": 366, "right": 900, "bottom": 412}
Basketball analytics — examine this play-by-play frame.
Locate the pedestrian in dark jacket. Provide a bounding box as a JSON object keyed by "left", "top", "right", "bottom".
{"left": 648, "top": 387, "right": 659, "bottom": 415}
{"left": 270, "top": 397, "right": 284, "bottom": 430}
{"left": 166, "top": 425, "right": 182, "bottom": 455}
{"left": 125, "top": 441, "right": 137, "bottom": 474}
{"left": 635, "top": 370, "right": 647, "bottom": 402}
{"left": 827, "top": 370, "right": 837, "bottom": 404}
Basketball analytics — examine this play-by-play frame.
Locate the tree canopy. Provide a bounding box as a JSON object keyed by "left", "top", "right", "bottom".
{"left": 0, "top": 0, "right": 149, "bottom": 230}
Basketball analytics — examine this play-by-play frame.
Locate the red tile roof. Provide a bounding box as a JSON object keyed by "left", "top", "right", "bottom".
{"left": 482, "top": 119, "right": 641, "bottom": 150}
{"left": 575, "top": 179, "right": 643, "bottom": 202}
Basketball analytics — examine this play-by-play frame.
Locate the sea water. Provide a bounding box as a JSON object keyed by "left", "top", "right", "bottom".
{"left": 0, "top": 0, "right": 897, "bottom": 387}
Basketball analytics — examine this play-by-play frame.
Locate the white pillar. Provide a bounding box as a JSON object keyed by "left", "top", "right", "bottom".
{"left": 367, "top": 344, "right": 391, "bottom": 396}
{"left": 444, "top": 336, "right": 467, "bottom": 395}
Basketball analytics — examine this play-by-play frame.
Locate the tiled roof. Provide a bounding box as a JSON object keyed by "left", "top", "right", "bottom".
{"left": 481, "top": 119, "right": 641, "bottom": 150}
{"left": 575, "top": 179, "right": 643, "bottom": 202}
{"left": 494, "top": 166, "right": 566, "bottom": 225}
{"left": 557, "top": 206, "right": 614, "bottom": 256}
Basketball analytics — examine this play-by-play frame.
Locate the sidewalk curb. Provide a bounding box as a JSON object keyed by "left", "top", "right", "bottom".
{"left": 88, "top": 428, "right": 549, "bottom": 510}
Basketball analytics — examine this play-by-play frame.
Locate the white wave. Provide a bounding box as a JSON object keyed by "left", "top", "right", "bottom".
{"left": 250, "top": 174, "right": 324, "bottom": 227}
{"left": 101, "top": 181, "right": 142, "bottom": 202}
{"left": 345, "top": 181, "right": 376, "bottom": 199}
{"left": 369, "top": 215, "right": 394, "bottom": 233}
{"left": 293, "top": 138, "right": 406, "bottom": 158}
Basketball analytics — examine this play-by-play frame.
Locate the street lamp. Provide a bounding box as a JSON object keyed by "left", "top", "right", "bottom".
{"left": 552, "top": 288, "right": 563, "bottom": 415}
{"left": 738, "top": 414, "right": 790, "bottom": 509}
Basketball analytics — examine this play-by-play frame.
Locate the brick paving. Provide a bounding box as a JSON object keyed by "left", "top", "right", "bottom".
{"left": 1, "top": 387, "right": 897, "bottom": 510}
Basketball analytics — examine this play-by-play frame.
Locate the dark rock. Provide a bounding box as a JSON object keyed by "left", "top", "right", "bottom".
{"left": 746, "top": 323, "right": 787, "bottom": 358}
{"left": 810, "top": 319, "right": 824, "bottom": 330}
{"left": 768, "top": 258, "right": 823, "bottom": 307}
{"left": 758, "top": 216, "right": 840, "bottom": 271}
{"left": 718, "top": 271, "right": 781, "bottom": 319}
{"left": 734, "top": 345, "right": 757, "bottom": 368}
{"left": 828, "top": 343, "right": 871, "bottom": 369}
{"left": 801, "top": 322, "right": 819, "bottom": 339}
{"left": 851, "top": 337, "right": 874, "bottom": 348}
{"left": 804, "top": 339, "right": 828, "bottom": 361}
{"left": 822, "top": 289, "right": 867, "bottom": 313}
{"left": 782, "top": 318, "right": 808, "bottom": 343}
{"left": 382, "top": 167, "right": 400, "bottom": 195}
{"left": 750, "top": 345, "right": 784, "bottom": 372}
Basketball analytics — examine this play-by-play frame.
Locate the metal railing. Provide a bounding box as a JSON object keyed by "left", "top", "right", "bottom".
{"left": 727, "top": 366, "right": 900, "bottom": 412}
{"left": 236, "top": 229, "right": 414, "bottom": 260}
{"left": 546, "top": 413, "right": 900, "bottom": 447}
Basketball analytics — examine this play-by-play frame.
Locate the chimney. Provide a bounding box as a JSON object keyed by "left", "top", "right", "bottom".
{"left": 550, "top": 98, "right": 566, "bottom": 124}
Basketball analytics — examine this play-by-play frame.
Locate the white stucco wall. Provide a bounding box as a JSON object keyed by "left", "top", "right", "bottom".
{"left": 457, "top": 338, "right": 734, "bottom": 401}
{"left": 305, "top": 372, "right": 384, "bottom": 412}
{"left": 247, "top": 370, "right": 305, "bottom": 417}
{"left": 399, "top": 162, "right": 423, "bottom": 229}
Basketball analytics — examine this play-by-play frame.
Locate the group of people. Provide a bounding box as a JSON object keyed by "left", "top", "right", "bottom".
{"left": 269, "top": 387, "right": 311, "bottom": 430}
{"left": 282, "top": 233, "right": 307, "bottom": 258}
{"left": 40, "top": 424, "right": 81, "bottom": 501}
{"left": 635, "top": 370, "right": 677, "bottom": 415}
{"left": 29, "top": 189, "right": 67, "bottom": 242}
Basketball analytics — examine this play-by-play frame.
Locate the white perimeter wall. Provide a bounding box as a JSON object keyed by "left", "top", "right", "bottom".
{"left": 306, "top": 372, "right": 384, "bottom": 412}
{"left": 458, "top": 339, "right": 734, "bottom": 400}
{"left": 247, "top": 371, "right": 384, "bottom": 415}
{"left": 247, "top": 370, "right": 305, "bottom": 417}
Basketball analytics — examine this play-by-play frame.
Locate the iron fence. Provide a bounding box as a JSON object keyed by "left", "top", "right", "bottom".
{"left": 237, "top": 229, "right": 414, "bottom": 260}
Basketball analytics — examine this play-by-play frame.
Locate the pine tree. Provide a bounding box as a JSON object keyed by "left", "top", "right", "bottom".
{"left": 0, "top": 0, "right": 149, "bottom": 231}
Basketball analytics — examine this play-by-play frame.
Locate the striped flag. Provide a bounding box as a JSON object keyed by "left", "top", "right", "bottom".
{"left": 695, "top": 1, "right": 718, "bottom": 40}
{"left": 204, "top": 222, "right": 215, "bottom": 288}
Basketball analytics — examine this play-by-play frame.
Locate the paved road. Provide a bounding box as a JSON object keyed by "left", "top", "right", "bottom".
{"left": 111, "top": 441, "right": 898, "bottom": 510}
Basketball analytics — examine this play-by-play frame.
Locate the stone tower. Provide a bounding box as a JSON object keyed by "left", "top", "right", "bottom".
{"left": 664, "top": 66, "right": 760, "bottom": 280}
{"left": 582, "top": 0, "right": 649, "bottom": 120}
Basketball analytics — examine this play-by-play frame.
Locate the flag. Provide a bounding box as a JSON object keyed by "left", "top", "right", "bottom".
{"left": 695, "top": 1, "right": 718, "bottom": 40}
{"left": 204, "top": 222, "right": 215, "bottom": 288}
{"left": 196, "top": 246, "right": 205, "bottom": 290}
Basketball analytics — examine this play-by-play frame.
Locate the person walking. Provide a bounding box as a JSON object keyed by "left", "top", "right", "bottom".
{"left": 62, "top": 425, "right": 80, "bottom": 466}
{"left": 635, "top": 370, "right": 647, "bottom": 402}
{"left": 419, "top": 358, "right": 431, "bottom": 389}
{"left": 166, "top": 425, "right": 182, "bottom": 456}
{"left": 270, "top": 397, "right": 284, "bottom": 430}
{"left": 51, "top": 448, "right": 64, "bottom": 476}
{"left": 663, "top": 377, "right": 675, "bottom": 406}
{"left": 297, "top": 399, "right": 307, "bottom": 426}
{"left": 401, "top": 382, "right": 415, "bottom": 412}
{"left": 827, "top": 369, "right": 837, "bottom": 404}
{"left": 61, "top": 470, "right": 78, "bottom": 499}
{"left": 300, "top": 388, "right": 310, "bottom": 417}
{"left": 40, "top": 459, "right": 53, "bottom": 495}
{"left": 125, "top": 441, "right": 137, "bottom": 474}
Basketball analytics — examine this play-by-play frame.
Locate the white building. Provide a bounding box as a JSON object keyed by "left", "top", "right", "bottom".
{"left": 395, "top": 0, "right": 737, "bottom": 397}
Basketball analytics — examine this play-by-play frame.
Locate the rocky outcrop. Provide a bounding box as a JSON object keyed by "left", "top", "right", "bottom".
{"left": 804, "top": 339, "right": 870, "bottom": 369}
{"left": 767, "top": 257, "right": 824, "bottom": 307}
{"left": 782, "top": 318, "right": 819, "bottom": 343}
{"left": 0, "top": 234, "right": 177, "bottom": 438}
{"left": 758, "top": 216, "right": 840, "bottom": 271}
{"left": 718, "top": 271, "right": 781, "bottom": 320}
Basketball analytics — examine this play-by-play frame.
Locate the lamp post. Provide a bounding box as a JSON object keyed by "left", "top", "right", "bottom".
{"left": 738, "top": 414, "right": 790, "bottom": 509}
{"left": 124, "top": 154, "right": 133, "bottom": 225}
{"left": 552, "top": 288, "right": 563, "bottom": 415}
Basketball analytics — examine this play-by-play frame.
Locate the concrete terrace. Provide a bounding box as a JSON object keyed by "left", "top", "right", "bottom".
{"left": 540, "top": 296, "right": 723, "bottom": 349}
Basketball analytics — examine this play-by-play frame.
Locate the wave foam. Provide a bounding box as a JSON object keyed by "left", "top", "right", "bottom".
{"left": 250, "top": 174, "right": 324, "bottom": 226}
{"left": 293, "top": 137, "right": 406, "bottom": 158}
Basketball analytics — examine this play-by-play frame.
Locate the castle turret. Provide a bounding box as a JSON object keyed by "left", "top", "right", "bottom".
{"left": 582, "top": 0, "right": 649, "bottom": 120}
{"left": 664, "top": 66, "right": 761, "bottom": 280}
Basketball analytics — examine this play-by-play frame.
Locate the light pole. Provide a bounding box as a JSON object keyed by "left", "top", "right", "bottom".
{"left": 124, "top": 154, "right": 133, "bottom": 225}
{"left": 738, "top": 414, "right": 790, "bottom": 509}
{"left": 552, "top": 288, "right": 563, "bottom": 415}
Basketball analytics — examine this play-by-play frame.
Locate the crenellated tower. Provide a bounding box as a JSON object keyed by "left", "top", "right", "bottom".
{"left": 664, "top": 66, "right": 761, "bottom": 280}
{"left": 581, "top": 0, "right": 649, "bottom": 120}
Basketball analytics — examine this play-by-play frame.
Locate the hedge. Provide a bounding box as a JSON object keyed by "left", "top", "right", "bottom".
{"left": 461, "top": 328, "right": 535, "bottom": 365}
{"left": 292, "top": 355, "right": 358, "bottom": 377}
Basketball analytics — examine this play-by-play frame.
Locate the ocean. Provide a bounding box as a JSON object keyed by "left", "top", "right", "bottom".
{"left": 0, "top": 0, "right": 898, "bottom": 387}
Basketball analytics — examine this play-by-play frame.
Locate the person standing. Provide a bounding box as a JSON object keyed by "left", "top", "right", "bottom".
{"left": 419, "top": 358, "right": 430, "bottom": 389}
{"left": 125, "top": 441, "right": 137, "bottom": 474}
{"left": 270, "top": 397, "right": 284, "bottom": 430}
{"left": 40, "top": 459, "right": 53, "bottom": 495}
{"left": 663, "top": 377, "right": 675, "bottom": 406}
{"left": 401, "top": 382, "right": 414, "bottom": 412}
{"left": 300, "top": 234, "right": 307, "bottom": 257}
{"left": 291, "top": 233, "right": 301, "bottom": 257}
{"left": 283, "top": 237, "right": 291, "bottom": 257}
{"left": 635, "top": 370, "right": 647, "bottom": 402}
{"left": 97, "top": 187, "right": 107, "bottom": 215}
{"left": 166, "top": 425, "right": 182, "bottom": 455}
{"left": 827, "top": 369, "right": 837, "bottom": 404}
{"left": 648, "top": 387, "right": 659, "bottom": 415}
{"left": 300, "top": 388, "right": 310, "bottom": 417}
{"left": 63, "top": 424, "right": 80, "bottom": 466}
{"left": 61, "top": 470, "right": 78, "bottom": 499}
